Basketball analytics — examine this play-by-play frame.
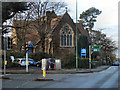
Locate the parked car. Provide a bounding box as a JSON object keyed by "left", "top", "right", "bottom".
{"left": 114, "top": 61, "right": 119, "bottom": 66}
{"left": 13, "top": 58, "right": 28, "bottom": 67}
{"left": 13, "top": 58, "right": 36, "bottom": 67}
{"left": 36, "top": 60, "right": 42, "bottom": 67}
{"left": 28, "top": 58, "right": 37, "bottom": 66}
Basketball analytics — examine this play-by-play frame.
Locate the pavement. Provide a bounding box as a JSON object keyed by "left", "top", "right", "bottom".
{"left": 1, "top": 65, "right": 110, "bottom": 74}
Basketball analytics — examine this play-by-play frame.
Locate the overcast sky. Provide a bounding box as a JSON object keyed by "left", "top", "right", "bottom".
{"left": 62, "top": 0, "right": 118, "bottom": 39}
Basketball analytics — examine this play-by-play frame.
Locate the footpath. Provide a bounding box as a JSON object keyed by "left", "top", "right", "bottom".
{"left": 1, "top": 65, "right": 110, "bottom": 74}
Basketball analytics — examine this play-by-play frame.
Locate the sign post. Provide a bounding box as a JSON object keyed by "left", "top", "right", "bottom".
{"left": 25, "top": 42, "right": 29, "bottom": 72}
{"left": 4, "top": 34, "right": 6, "bottom": 76}
{"left": 89, "top": 45, "right": 91, "bottom": 69}
{"left": 26, "top": 51, "right": 28, "bottom": 72}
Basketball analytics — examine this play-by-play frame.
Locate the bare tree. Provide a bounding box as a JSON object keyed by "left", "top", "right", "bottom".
{"left": 28, "top": 1, "right": 67, "bottom": 52}
{"left": 10, "top": 1, "right": 67, "bottom": 51}
{"left": 90, "top": 30, "right": 117, "bottom": 60}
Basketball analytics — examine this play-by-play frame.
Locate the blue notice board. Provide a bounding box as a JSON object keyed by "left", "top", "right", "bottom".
{"left": 81, "top": 49, "right": 86, "bottom": 58}
{"left": 81, "top": 49, "right": 86, "bottom": 54}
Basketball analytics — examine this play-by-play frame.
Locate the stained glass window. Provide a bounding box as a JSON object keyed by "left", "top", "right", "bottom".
{"left": 70, "top": 35, "right": 72, "bottom": 46}
{"left": 64, "top": 35, "right": 66, "bottom": 46}
{"left": 61, "top": 35, "right": 63, "bottom": 46}
{"left": 60, "top": 24, "right": 74, "bottom": 47}
{"left": 67, "top": 35, "right": 69, "bottom": 46}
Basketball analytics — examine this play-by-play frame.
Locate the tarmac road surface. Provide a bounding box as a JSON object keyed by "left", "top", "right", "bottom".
{"left": 2, "top": 66, "right": 120, "bottom": 88}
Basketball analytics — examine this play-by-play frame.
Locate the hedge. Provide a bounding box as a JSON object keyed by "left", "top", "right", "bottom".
{"left": 61, "top": 54, "right": 102, "bottom": 69}
{"left": 61, "top": 53, "right": 76, "bottom": 69}
{"left": 78, "top": 58, "right": 89, "bottom": 68}
{"left": 29, "top": 52, "right": 51, "bottom": 61}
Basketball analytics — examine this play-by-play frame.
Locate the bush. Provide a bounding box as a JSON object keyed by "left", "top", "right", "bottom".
{"left": 29, "top": 52, "right": 51, "bottom": 61}
{"left": 61, "top": 54, "right": 90, "bottom": 69}
{"left": 10, "top": 51, "right": 25, "bottom": 58}
{"left": 2, "top": 50, "right": 18, "bottom": 68}
{"left": 61, "top": 53, "right": 75, "bottom": 69}
{"left": 78, "top": 58, "right": 89, "bottom": 68}
{"left": 79, "top": 59, "right": 102, "bottom": 69}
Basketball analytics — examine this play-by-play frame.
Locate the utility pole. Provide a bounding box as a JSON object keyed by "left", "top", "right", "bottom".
{"left": 76, "top": 0, "right": 78, "bottom": 71}
{"left": 88, "top": 28, "right": 92, "bottom": 69}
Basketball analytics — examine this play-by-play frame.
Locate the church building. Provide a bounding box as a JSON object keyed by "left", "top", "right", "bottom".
{"left": 11, "top": 10, "right": 90, "bottom": 59}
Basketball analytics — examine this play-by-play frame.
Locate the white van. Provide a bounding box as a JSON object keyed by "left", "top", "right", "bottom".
{"left": 13, "top": 58, "right": 29, "bottom": 67}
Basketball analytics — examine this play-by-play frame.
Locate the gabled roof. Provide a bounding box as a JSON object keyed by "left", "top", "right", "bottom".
{"left": 50, "top": 15, "right": 64, "bottom": 29}
{"left": 47, "top": 12, "right": 76, "bottom": 37}
{"left": 48, "top": 12, "right": 90, "bottom": 43}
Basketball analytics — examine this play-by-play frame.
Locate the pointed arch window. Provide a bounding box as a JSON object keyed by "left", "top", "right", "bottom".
{"left": 64, "top": 35, "right": 66, "bottom": 46}
{"left": 61, "top": 35, "right": 63, "bottom": 46}
{"left": 70, "top": 35, "right": 72, "bottom": 46}
{"left": 60, "top": 24, "right": 74, "bottom": 47}
{"left": 67, "top": 35, "right": 69, "bottom": 46}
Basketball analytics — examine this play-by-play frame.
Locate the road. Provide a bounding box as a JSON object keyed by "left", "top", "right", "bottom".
{"left": 2, "top": 66, "right": 120, "bottom": 88}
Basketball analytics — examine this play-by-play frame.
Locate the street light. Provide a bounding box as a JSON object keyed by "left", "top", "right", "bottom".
{"left": 86, "top": 27, "right": 92, "bottom": 69}
{"left": 3, "top": 33, "right": 6, "bottom": 76}
{"left": 76, "top": 0, "right": 78, "bottom": 71}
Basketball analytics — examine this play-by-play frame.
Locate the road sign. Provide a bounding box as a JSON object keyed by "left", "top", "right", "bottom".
{"left": 28, "top": 42, "right": 34, "bottom": 47}
{"left": 92, "top": 46, "right": 100, "bottom": 51}
{"left": 81, "top": 49, "right": 86, "bottom": 53}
